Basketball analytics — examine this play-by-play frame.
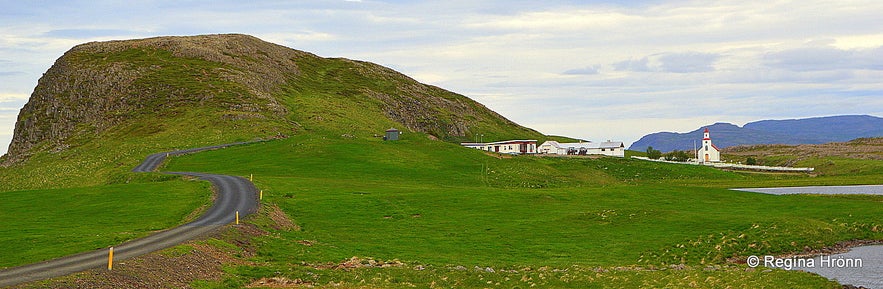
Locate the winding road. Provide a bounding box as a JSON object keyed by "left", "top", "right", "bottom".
{"left": 0, "top": 143, "right": 258, "bottom": 287}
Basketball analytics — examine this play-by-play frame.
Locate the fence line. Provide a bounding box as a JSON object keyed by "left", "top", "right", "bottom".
{"left": 630, "top": 156, "right": 814, "bottom": 173}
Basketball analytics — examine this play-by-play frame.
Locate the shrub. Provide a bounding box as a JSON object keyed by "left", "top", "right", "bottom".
{"left": 646, "top": 146, "right": 662, "bottom": 160}
{"left": 664, "top": 150, "right": 690, "bottom": 162}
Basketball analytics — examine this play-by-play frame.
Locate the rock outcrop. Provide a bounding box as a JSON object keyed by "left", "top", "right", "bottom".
{"left": 4, "top": 34, "right": 301, "bottom": 164}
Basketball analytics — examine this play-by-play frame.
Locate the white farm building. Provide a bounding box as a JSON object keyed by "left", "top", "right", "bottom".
{"left": 538, "top": 140, "right": 625, "bottom": 157}
{"left": 460, "top": 140, "right": 538, "bottom": 155}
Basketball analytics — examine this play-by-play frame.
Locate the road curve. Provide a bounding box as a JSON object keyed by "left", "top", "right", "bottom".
{"left": 0, "top": 143, "right": 258, "bottom": 287}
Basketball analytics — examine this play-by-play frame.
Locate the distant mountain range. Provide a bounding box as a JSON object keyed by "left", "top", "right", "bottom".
{"left": 628, "top": 115, "right": 883, "bottom": 152}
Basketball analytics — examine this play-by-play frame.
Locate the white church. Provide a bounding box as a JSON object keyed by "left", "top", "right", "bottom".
{"left": 696, "top": 128, "right": 720, "bottom": 163}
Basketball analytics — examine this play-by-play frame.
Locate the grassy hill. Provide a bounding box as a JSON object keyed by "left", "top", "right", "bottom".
{"left": 1, "top": 34, "right": 541, "bottom": 191}
{"left": 1, "top": 35, "right": 882, "bottom": 288}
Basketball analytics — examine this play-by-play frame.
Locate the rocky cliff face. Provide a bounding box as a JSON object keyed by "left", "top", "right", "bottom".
{"left": 3, "top": 34, "right": 540, "bottom": 166}
{"left": 4, "top": 34, "right": 303, "bottom": 164}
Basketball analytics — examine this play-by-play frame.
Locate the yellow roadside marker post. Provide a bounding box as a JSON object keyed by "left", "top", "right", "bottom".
{"left": 108, "top": 247, "right": 114, "bottom": 270}
{"left": 249, "top": 174, "right": 253, "bottom": 181}
{"left": 235, "top": 211, "right": 240, "bottom": 225}
{"left": 260, "top": 190, "right": 263, "bottom": 200}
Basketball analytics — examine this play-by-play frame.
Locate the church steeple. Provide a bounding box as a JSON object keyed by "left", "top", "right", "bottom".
{"left": 698, "top": 127, "right": 720, "bottom": 163}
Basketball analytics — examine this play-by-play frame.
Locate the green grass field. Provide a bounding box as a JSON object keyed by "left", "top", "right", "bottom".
{"left": 162, "top": 131, "right": 883, "bottom": 288}
{"left": 3, "top": 130, "right": 881, "bottom": 288}
{"left": 0, "top": 179, "right": 210, "bottom": 268}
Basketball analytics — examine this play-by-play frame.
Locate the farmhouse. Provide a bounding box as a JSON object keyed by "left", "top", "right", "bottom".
{"left": 460, "top": 140, "right": 537, "bottom": 154}
{"left": 538, "top": 140, "right": 625, "bottom": 157}
{"left": 696, "top": 128, "right": 720, "bottom": 163}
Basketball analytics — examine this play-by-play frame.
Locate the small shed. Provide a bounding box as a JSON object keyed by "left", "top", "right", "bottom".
{"left": 384, "top": 128, "right": 400, "bottom": 141}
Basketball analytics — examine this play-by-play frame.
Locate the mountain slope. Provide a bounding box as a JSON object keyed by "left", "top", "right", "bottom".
{"left": 744, "top": 115, "right": 883, "bottom": 142}
{"left": 629, "top": 115, "right": 883, "bottom": 152}
{"left": 0, "top": 34, "right": 541, "bottom": 190}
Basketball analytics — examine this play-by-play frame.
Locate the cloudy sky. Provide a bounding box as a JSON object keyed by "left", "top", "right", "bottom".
{"left": 2, "top": 0, "right": 883, "bottom": 154}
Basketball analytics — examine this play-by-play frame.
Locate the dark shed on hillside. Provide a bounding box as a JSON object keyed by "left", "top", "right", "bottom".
{"left": 384, "top": 128, "right": 400, "bottom": 141}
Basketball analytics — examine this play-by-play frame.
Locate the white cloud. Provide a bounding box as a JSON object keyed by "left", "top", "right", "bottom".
{"left": 764, "top": 45, "right": 883, "bottom": 71}
{"left": 41, "top": 29, "right": 144, "bottom": 39}
{"left": 259, "top": 31, "right": 337, "bottom": 44}
{"left": 563, "top": 66, "right": 600, "bottom": 75}
{"left": 611, "top": 52, "right": 722, "bottom": 74}
{"left": 833, "top": 34, "right": 883, "bottom": 49}
{"left": 0, "top": 112, "right": 15, "bottom": 155}
{"left": 0, "top": 0, "right": 882, "bottom": 150}
{"left": 465, "top": 9, "right": 637, "bottom": 32}
{"left": 657, "top": 52, "right": 721, "bottom": 73}
{"left": 0, "top": 136, "right": 11, "bottom": 156}
{"left": 612, "top": 58, "right": 651, "bottom": 72}
{"left": 0, "top": 93, "right": 29, "bottom": 102}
